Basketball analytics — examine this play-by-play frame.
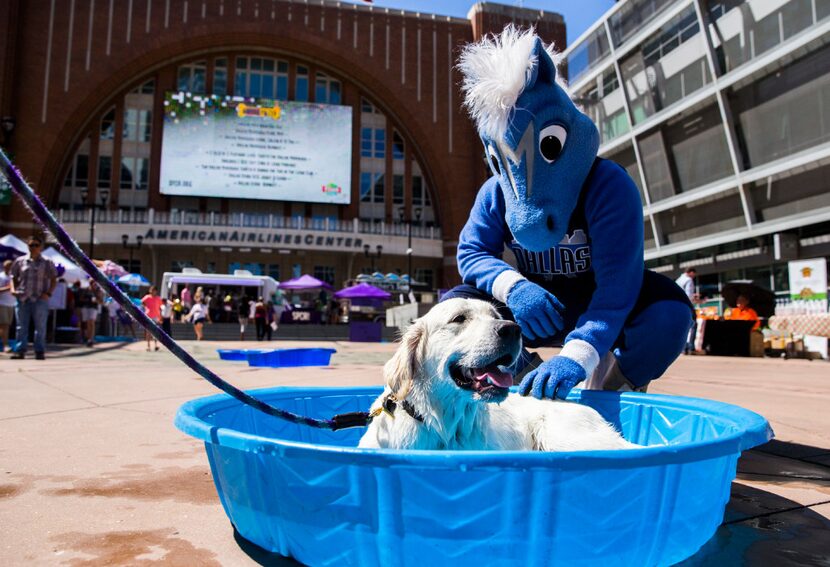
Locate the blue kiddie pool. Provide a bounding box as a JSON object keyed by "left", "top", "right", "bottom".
{"left": 217, "top": 349, "right": 269, "bottom": 361}
{"left": 175, "top": 387, "right": 772, "bottom": 566}
{"left": 246, "top": 348, "right": 337, "bottom": 368}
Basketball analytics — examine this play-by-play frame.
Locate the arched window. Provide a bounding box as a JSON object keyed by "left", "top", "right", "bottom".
{"left": 177, "top": 61, "right": 206, "bottom": 93}
{"left": 315, "top": 72, "right": 341, "bottom": 104}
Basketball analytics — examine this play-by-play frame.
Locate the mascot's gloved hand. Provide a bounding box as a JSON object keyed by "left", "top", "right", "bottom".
{"left": 506, "top": 280, "right": 565, "bottom": 340}
{"left": 519, "top": 356, "right": 585, "bottom": 400}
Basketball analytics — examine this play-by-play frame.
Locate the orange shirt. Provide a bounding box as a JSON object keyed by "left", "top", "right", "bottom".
{"left": 141, "top": 294, "right": 162, "bottom": 321}
{"left": 726, "top": 306, "right": 760, "bottom": 330}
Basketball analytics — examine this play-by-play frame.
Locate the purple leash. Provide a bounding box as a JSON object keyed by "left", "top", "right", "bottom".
{"left": 0, "top": 149, "right": 370, "bottom": 431}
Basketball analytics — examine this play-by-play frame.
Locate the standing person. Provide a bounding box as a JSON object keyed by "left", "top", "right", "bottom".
{"left": 180, "top": 285, "right": 192, "bottom": 314}
{"left": 0, "top": 260, "right": 16, "bottom": 352}
{"left": 675, "top": 268, "right": 698, "bottom": 354}
{"left": 237, "top": 295, "right": 249, "bottom": 341}
{"left": 9, "top": 236, "right": 57, "bottom": 360}
{"left": 254, "top": 297, "right": 267, "bottom": 341}
{"left": 160, "top": 297, "right": 173, "bottom": 336}
{"left": 77, "top": 281, "right": 103, "bottom": 347}
{"left": 265, "top": 301, "right": 275, "bottom": 341}
{"left": 187, "top": 298, "right": 210, "bottom": 340}
{"left": 140, "top": 285, "right": 162, "bottom": 351}
{"left": 106, "top": 296, "right": 120, "bottom": 336}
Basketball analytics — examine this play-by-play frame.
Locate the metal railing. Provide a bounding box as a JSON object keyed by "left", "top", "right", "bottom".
{"left": 56, "top": 208, "right": 443, "bottom": 240}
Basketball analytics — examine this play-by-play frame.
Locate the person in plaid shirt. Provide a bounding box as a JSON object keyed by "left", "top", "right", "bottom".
{"left": 10, "top": 235, "right": 57, "bottom": 360}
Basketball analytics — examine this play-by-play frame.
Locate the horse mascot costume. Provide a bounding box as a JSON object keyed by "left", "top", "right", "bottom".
{"left": 444, "top": 27, "right": 694, "bottom": 399}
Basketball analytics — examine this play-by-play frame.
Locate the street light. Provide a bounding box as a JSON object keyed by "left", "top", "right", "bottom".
{"left": 121, "top": 234, "right": 143, "bottom": 272}
{"left": 363, "top": 244, "right": 382, "bottom": 273}
{"left": 398, "top": 206, "right": 423, "bottom": 291}
{"left": 80, "top": 187, "right": 110, "bottom": 260}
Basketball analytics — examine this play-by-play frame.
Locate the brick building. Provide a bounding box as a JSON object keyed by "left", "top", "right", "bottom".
{"left": 0, "top": 0, "right": 565, "bottom": 289}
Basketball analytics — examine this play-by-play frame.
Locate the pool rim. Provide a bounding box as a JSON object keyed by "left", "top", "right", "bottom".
{"left": 174, "top": 386, "right": 773, "bottom": 469}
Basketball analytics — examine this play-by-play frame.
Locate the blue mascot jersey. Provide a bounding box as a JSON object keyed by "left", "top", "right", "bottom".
{"left": 458, "top": 158, "right": 645, "bottom": 357}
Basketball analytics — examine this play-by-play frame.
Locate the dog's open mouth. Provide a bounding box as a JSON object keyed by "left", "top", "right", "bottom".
{"left": 450, "top": 354, "right": 514, "bottom": 396}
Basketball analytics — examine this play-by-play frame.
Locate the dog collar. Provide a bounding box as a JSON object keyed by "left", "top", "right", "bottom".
{"left": 382, "top": 395, "right": 425, "bottom": 423}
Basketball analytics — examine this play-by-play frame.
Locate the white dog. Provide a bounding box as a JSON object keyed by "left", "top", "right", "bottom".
{"left": 359, "top": 298, "right": 636, "bottom": 451}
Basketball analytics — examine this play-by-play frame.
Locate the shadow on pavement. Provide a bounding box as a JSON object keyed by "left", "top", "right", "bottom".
{"left": 233, "top": 527, "right": 301, "bottom": 566}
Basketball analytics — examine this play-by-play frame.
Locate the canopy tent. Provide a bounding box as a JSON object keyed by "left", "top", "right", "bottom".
{"left": 117, "top": 273, "right": 152, "bottom": 287}
{"left": 0, "top": 234, "right": 28, "bottom": 261}
{"left": 41, "top": 246, "right": 89, "bottom": 283}
{"left": 279, "top": 274, "right": 333, "bottom": 291}
{"left": 334, "top": 283, "right": 392, "bottom": 300}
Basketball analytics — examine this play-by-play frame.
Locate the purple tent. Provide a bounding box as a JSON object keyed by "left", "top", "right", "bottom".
{"left": 279, "top": 274, "right": 333, "bottom": 291}
{"left": 334, "top": 283, "right": 391, "bottom": 300}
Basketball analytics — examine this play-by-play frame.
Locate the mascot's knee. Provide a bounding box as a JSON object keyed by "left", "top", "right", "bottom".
{"left": 651, "top": 300, "right": 694, "bottom": 347}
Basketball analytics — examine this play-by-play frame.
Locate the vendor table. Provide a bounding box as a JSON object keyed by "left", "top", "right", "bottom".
{"left": 280, "top": 309, "right": 322, "bottom": 325}
{"left": 768, "top": 314, "right": 830, "bottom": 338}
{"left": 702, "top": 320, "right": 756, "bottom": 356}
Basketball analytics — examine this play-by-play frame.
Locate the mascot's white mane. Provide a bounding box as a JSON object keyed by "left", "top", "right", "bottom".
{"left": 458, "top": 25, "right": 568, "bottom": 142}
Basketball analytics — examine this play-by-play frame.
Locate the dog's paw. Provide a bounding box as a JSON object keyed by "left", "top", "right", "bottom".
{"left": 518, "top": 356, "right": 586, "bottom": 400}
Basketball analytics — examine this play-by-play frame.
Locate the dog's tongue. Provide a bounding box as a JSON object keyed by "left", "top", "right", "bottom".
{"left": 472, "top": 366, "right": 513, "bottom": 389}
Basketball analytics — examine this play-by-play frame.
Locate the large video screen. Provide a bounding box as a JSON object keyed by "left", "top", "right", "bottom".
{"left": 159, "top": 92, "right": 352, "bottom": 204}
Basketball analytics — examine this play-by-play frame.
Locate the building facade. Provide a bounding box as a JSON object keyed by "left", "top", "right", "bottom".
{"left": 562, "top": 0, "right": 830, "bottom": 300}
{"left": 0, "top": 0, "right": 565, "bottom": 289}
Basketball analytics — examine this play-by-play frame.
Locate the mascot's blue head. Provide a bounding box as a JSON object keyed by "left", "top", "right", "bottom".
{"left": 459, "top": 27, "right": 600, "bottom": 252}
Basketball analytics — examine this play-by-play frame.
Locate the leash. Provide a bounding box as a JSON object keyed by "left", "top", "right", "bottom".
{"left": 0, "top": 149, "right": 376, "bottom": 431}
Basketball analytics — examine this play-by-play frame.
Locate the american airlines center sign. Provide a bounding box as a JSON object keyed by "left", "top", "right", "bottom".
{"left": 142, "top": 227, "right": 368, "bottom": 250}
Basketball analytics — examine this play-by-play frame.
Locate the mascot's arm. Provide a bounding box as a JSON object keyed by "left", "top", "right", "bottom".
{"left": 561, "top": 160, "right": 644, "bottom": 377}
{"left": 457, "top": 177, "right": 523, "bottom": 299}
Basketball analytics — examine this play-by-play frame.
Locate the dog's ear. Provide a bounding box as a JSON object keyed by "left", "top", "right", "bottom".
{"left": 384, "top": 320, "right": 426, "bottom": 400}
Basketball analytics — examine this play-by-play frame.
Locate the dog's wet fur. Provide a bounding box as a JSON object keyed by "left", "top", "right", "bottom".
{"left": 359, "top": 298, "right": 636, "bottom": 451}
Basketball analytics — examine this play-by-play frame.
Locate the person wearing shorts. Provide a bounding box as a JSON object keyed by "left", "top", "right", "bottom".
{"left": 187, "top": 298, "right": 209, "bottom": 340}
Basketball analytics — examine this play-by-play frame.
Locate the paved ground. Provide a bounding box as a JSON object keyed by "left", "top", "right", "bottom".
{"left": 1, "top": 340, "right": 829, "bottom": 566}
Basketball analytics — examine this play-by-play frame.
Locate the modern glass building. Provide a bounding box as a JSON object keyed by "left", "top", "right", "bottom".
{"left": 562, "top": 0, "right": 830, "bottom": 300}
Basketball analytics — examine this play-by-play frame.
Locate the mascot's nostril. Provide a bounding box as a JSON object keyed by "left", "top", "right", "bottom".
{"left": 546, "top": 216, "right": 554, "bottom": 231}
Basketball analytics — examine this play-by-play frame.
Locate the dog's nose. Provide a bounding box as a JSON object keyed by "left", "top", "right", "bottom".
{"left": 497, "top": 321, "right": 521, "bottom": 341}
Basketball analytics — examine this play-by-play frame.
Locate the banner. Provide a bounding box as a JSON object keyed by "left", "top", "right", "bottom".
{"left": 159, "top": 92, "right": 352, "bottom": 204}
{"left": 788, "top": 258, "right": 827, "bottom": 300}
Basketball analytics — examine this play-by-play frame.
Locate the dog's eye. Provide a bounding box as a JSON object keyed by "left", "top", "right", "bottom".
{"left": 450, "top": 313, "right": 467, "bottom": 325}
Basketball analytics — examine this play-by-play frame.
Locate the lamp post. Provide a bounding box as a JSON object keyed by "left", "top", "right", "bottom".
{"left": 398, "top": 206, "right": 423, "bottom": 291}
{"left": 121, "top": 234, "right": 144, "bottom": 273}
{"left": 363, "top": 244, "right": 382, "bottom": 273}
{"left": 80, "top": 187, "right": 109, "bottom": 260}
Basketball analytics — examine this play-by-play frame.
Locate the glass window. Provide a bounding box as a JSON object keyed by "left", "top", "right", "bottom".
{"left": 606, "top": 144, "right": 645, "bottom": 205}
{"left": 730, "top": 46, "right": 830, "bottom": 169}
{"left": 638, "top": 130, "right": 676, "bottom": 201}
{"left": 268, "top": 264, "right": 280, "bottom": 281}
{"left": 620, "top": 6, "right": 711, "bottom": 124}
{"left": 136, "top": 158, "right": 149, "bottom": 190}
{"left": 414, "top": 268, "right": 434, "bottom": 289}
{"left": 392, "top": 132, "right": 405, "bottom": 160}
{"left": 372, "top": 173, "right": 385, "bottom": 203}
{"left": 315, "top": 72, "right": 341, "bottom": 104}
{"left": 566, "top": 27, "right": 611, "bottom": 85}
{"left": 609, "top": 0, "right": 675, "bottom": 48}
{"left": 295, "top": 65, "right": 309, "bottom": 101}
{"left": 234, "top": 57, "right": 288, "bottom": 99}
{"left": 139, "top": 110, "right": 152, "bottom": 142}
{"left": 374, "top": 128, "right": 385, "bottom": 158}
{"left": 361, "top": 128, "right": 373, "bottom": 157}
{"left": 100, "top": 109, "right": 116, "bottom": 140}
{"left": 664, "top": 104, "right": 733, "bottom": 192}
{"left": 177, "top": 60, "right": 206, "bottom": 93}
{"left": 707, "top": 0, "right": 821, "bottom": 75}
{"left": 393, "top": 174, "right": 404, "bottom": 205}
{"left": 120, "top": 157, "right": 135, "bottom": 190}
{"left": 751, "top": 164, "right": 830, "bottom": 223}
{"left": 654, "top": 189, "right": 746, "bottom": 244}
{"left": 576, "top": 69, "right": 629, "bottom": 144}
{"left": 213, "top": 58, "right": 228, "bottom": 95}
{"left": 123, "top": 109, "right": 137, "bottom": 141}
{"left": 97, "top": 156, "right": 112, "bottom": 189}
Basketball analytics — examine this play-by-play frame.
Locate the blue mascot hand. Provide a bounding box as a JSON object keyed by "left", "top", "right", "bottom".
{"left": 519, "top": 356, "right": 586, "bottom": 400}
{"left": 506, "top": 280, "right": 565, "bottom": 340}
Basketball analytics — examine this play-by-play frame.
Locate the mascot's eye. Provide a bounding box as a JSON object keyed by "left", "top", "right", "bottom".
{"left": 539, "top": 124, "right": 567, "bottom": 163}
{"left": 486, "top": 146, "right": 501, "bottom": 175}
{"left": 450, "top": 313, "right": 467, "bottom": 325}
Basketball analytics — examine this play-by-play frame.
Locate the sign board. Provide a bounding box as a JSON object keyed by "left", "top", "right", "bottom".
{"left": 788, "top": 258, "right": 827, "bottom": 300}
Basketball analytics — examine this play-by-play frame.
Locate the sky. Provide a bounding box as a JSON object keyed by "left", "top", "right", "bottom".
{"left": 342, "top": 0, "right": 616, "bottom": 46}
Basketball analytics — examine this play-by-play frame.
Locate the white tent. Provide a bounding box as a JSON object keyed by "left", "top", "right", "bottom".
{"left": 0, "top": 233, "right": 28, "bottom": 256}
{"left": 41, "top": 247, "right": 89, "bottom": 284}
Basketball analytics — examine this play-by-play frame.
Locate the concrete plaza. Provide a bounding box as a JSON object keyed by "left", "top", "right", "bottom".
{"left": 1, "top": 340, "right": 828, "bottom": 565}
